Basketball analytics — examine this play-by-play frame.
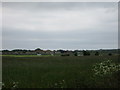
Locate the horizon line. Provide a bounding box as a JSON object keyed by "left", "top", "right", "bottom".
{"left": 0, "top": 48, "right": 118, "bottom": 51}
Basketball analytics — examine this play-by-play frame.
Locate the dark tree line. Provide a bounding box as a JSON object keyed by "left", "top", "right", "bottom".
{"left": 1, "top": 48, "right": 114, "bottom": 56}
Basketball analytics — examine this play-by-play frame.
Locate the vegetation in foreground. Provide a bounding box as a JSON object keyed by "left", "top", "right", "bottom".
{"left": 2, "top": 55, "right": 120, "bottom": 88}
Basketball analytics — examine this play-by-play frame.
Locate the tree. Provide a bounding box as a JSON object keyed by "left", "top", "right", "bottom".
{"left": 73, "top": 50, "right": 78, "bottom": 56}
{"left": 35, "top": 48, "right": 42, "bottom": 51}
{"left": 108, "top": 53, "right": 112, "bottom": 56}
{"left": 2, "top": 50, "right": 9, "bottom": 52}
{"left": 83, "top": 50, "right": 90, "bottom": 56}
{"left": 57, "top": 50, "right": 65, "bottom": 53}
{"left": 74, "top": 52, "right": 78, "bottom": 56}
{"left": 95, "top": 51, "right": 99, "bottom": 56}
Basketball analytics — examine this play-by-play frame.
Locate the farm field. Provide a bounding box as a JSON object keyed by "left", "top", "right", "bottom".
{"left": 2, "top": 55, "right": 120, "bottom": 88}
{"left": 1, "top": 55, "right": 55, "bottom": 57}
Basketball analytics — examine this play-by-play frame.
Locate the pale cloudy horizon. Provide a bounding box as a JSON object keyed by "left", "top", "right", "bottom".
{"left": 2, "top": 2, "right": 118, "bottom": 50}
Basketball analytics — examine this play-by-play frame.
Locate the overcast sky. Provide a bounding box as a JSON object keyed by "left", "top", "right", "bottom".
{"left": 2, "top": 2, "right": 118, "bottom": 50}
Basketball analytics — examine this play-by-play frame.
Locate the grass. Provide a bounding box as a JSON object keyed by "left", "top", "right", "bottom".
{"left": 1, "top": 55, "right": 55, "bottom": 57}
{"left": 2, "top": 55, "right": 120, "bottom": 88}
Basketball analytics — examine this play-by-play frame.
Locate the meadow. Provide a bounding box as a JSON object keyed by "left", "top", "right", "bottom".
{"left": 2, "top": 55, "right": 120, "bottom": 88}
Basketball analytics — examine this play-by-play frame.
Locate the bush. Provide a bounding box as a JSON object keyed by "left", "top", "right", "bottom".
{"left": 61, "top": 54, "right": 70, "bottom": 56}
{"left": 83, "top": 50, "right": 90, "bottom": 56}
{"left": 74, "top": 52, "right": 78, "bottom": 56}
{"left": 108, "top": 53, "right": 112, "bottom": 56}
{"left": 95, "top": 52, "right": 99, "bottom": 56}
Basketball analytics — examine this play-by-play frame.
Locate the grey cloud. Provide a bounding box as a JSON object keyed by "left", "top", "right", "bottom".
{"left": 2, "top": 2, "right": 118, "bottom": 50}
{"left": 3, "top": 27, "right": 117, "bottom": 50}
{"left": 3, "top": 2, "right": 117, "bottom": 11}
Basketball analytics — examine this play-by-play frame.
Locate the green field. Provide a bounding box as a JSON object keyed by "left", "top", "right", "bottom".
{"left": 1, "top": 55, "right": 55, "bottom": 57}
{"left": 2, "top": 55, "right": 120, "bottom": 88}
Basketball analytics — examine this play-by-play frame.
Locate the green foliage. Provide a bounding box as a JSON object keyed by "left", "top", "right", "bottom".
{"left": 61, "top": 54, "right": 70, "bottom": 56}
{"left": 83, "top": 50, "right": 90, "bottom": 56}
{"left": 35, "top": 48, "right": 41, "bottom": 51}
{"left": 74, "top": 52, "right": 78, "bottom": 56}
{"left": 95, "top": 52, "right": 99, "bottom": 56}
{"left": 108, "top": 53, "right": 112, "bottom": 56}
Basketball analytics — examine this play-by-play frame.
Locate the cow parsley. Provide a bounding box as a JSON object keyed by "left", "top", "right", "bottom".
{"left": 93, "top": 60, "right": 120, "bottom": 76}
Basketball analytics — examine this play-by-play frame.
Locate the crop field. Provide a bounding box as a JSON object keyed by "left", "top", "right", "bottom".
{"left": 2, "top": 55, "right": 120, "bottom": 88}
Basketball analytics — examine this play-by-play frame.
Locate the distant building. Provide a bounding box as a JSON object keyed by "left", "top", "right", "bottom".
{"left": 37, "top": 54, "right": 41, "bottom": 56}
{"left": 54, "top": 51, "right": 61, "bottom": 55}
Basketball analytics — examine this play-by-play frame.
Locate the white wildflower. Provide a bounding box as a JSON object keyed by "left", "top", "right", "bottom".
{"left": 93, "top": 60, "right": 120, "bottom": 76}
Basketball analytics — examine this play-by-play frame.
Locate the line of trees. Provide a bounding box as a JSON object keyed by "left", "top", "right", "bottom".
{"left": 1, "top": 48, "right": 114, "bottom": 56}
